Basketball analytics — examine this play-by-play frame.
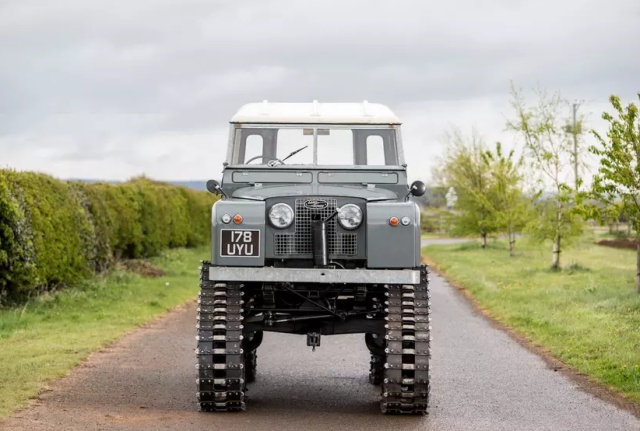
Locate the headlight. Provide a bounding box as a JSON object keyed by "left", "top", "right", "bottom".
{"left": 338, "top": 204, "right": 362, "bottom": 230}
{"left": 269, "top": 203, "right": 294, "bottom": 228}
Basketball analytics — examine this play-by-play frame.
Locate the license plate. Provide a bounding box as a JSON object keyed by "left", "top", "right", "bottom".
{"left": 220, "top": 230, "right": 260, "bottom": 257}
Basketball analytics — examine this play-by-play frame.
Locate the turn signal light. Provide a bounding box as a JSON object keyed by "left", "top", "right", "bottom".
{"left": 233, "top": 214, "right": 243, "bottom": 224}
{"left": 389, "top": 216, "right": 399, "bottom": 227}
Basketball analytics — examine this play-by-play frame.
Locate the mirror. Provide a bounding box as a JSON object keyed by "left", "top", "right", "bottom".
{"left": 409, "top": 180, "right": 426, "bottom": 197}
{"left": 206, "top": 179, "right": 221, "bottom": 195}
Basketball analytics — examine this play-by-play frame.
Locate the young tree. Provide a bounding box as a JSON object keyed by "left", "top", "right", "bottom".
{"left": 482, "top": 142, "right": 530, "bottom": 256}
{"left": 590, "top": 93, "right": 640, "bottom": 293}
{"left": 563, "top": 101, "right": 588, "bottom": 192}
{"left": 507, "top": 84, "right": 584, "bottom": 269}
{"left": 438, "top": 129, "right": 497, "bottom": 247}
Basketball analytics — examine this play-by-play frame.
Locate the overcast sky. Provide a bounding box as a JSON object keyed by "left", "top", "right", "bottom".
{"left": 1, "top": 0, "right": 639, "bottom": 182}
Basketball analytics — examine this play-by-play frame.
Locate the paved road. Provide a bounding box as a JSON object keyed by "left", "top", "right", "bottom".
{"left": 3, "top": 260, "right": 639, "bottom": 430}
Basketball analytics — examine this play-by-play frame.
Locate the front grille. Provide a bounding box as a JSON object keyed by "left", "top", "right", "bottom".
{"left": 274, "top": 198, "right": 358, "bottom": 256}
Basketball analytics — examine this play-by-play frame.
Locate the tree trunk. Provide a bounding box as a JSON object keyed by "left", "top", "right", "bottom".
{"left": 481, "top": 232, "right": 487, "bottom": 248}
{"left": 636, "top": 241, "right": 640, "bottom": 294}
{"left": 552, "top": 204, "right": 562, "bottom": 270}
{"left": 508, "top": 225, "right": 515, "bottom": 257}
{"left": 552, "top": 234, "right": 561, "bottom": 270}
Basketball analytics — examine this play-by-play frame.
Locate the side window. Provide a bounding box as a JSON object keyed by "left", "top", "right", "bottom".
{"left": 366, "top": 135, "right": 386, "bottom": 165}
{"left": 244, "top": 135, "right": 263, "bottom": 163}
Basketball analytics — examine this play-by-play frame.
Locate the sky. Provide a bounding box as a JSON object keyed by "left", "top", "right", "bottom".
{"left": 1, "top": 0, "right": 639, "bottom": 183}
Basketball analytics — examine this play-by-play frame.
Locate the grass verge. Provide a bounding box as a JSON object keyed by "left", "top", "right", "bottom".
{"left": 420, "top": 232, "right": 472, "bottom": 240}
{"left": 423, "top": 238, "right": 640, "bottom": 405}
{"left": 421, "top": 232, "right": 447, "bottom": 239}
{"left": 0, "top": 246, "right": 207, "bottom": 419}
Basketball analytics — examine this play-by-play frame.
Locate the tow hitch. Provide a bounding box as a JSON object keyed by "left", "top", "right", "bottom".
{"left": 307, "top": 332, "right": 321, "bottom": 351}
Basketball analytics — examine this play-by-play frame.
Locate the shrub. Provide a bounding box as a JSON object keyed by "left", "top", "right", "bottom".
{"left": 0, "top": 171, "right": 93, "bottom": 298}
{"left": 68, "top": 181, "right": 114, "bottom": 272}
{"left": 0, "top": 173, "right": 37, "bottom": 301}
{"left": 0, "top": 170, "right": 217, "bottom": 303}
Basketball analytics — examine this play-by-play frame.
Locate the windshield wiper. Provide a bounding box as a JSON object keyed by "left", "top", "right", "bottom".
{"left": 281, "top": 145, "right": 308, "bottom": 162}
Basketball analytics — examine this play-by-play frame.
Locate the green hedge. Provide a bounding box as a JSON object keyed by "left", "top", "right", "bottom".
{"left": 0, "top": 171, "right": 216, "bottom": 302}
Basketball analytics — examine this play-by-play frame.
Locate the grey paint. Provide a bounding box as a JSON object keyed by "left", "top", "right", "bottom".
{"left": 212, "top": 176, "right": 420, "bottom": 268}
{"left": 230, "top": 183, "right": 400, "bottom": 201}
{"left": 366, "top": 201, "right": 420, "bottom": 268}
{"left": 211, "top": 200, "right": 266, "bottom": 266}
{"left": 209, "top": 267, "right": 420, "bottom": 284}
{"left": 232, "top": 171, "right": 313, "bottom": 183}
{"left": 221, "top": 167, "right": 409, "bottom": 201}
{"left": 213, "top": 194, "right": 423, "bottom": 269}
{"left": 317, "top": 171, "right": 398, "bottom": 184}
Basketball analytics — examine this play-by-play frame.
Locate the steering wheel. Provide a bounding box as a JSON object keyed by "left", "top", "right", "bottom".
{"left": 245, "top": 155, "right": 285, "bottom": 166}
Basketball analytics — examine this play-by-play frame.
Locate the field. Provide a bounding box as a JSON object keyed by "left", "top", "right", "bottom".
{"left": 0, "top": 246, "right": 207, "bottom": 419}
{"left": 423, "top": 235, "right": 640, "bottom": 404}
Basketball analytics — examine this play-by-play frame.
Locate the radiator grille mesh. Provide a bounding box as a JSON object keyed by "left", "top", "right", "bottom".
{"left": 274, "top": 198, "right": 358, "bottom": 256}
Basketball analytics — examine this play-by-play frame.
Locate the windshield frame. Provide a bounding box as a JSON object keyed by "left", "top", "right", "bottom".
{"left": 226, "top": 123, "right": 405, "bottom": 167}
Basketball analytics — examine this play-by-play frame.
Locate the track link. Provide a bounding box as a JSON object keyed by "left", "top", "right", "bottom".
{"left": 381, "top": 266, "right": 431, "bottom": 414}
{"left": 197, "top": 263, "right": 246, "bottom": 412}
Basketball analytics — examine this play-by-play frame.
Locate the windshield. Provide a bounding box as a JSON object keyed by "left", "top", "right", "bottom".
{"left": 230, "top": 126, "right": 400, "bottom": 166}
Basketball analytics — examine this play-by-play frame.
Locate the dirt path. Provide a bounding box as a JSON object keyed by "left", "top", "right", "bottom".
{"left": 2, "top": 272, "right": 639, "bottom": 431}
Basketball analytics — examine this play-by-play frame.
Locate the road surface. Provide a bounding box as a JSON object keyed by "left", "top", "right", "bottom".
{"left": 2, "top": 242, "right": 639, "bottom": 430}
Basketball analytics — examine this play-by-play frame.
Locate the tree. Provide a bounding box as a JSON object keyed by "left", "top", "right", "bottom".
{"left": 590, "top": 93, "right": 640, "bottom": 293}
{"left": 507, "top": 84, "right": 584, "bottom": 269}
{"left": 482, "top": 142, "right": 530, "bottom": 256}
{"left": 563, "top": 101, "right": 588, "bottom": 192}
{"left": 438, "top": 128, "right": 497, "bottom": 247}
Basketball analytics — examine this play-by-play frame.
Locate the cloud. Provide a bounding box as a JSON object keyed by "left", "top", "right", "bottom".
{"left": 0, "top": 0, "right": 638, "bottom": 180}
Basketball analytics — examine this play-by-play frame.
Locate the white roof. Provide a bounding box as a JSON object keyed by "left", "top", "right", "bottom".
{"left": 230, "top": 101, "right": 401, "bottom": 125}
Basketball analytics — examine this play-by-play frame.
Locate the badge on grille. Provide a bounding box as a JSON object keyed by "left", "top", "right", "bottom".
{"left": 304, "top": 199, "right": 328, "bottom": 210}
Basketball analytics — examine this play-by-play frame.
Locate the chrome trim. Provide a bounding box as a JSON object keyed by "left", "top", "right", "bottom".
{"left": 209, "top": 267, "right": 420, "bottom": 284}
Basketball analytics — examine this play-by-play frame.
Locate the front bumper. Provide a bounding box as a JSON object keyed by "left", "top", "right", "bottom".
{"left": 209, "top": 267, "right": 420, "bottom": 284}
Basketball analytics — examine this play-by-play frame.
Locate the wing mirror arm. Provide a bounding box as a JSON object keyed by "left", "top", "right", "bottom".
{"left": 206, "top": 179, "right": 227, "bottom": 198}
{"left": 405, "top": 180, "right": 426, "bottom": 201}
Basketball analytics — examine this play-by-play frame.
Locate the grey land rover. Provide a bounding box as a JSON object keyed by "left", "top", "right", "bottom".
{"left": 197, "top": 101, "right": 430, "bottom": 414}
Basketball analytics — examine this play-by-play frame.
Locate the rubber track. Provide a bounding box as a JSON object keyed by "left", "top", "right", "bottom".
{"left": 197, "top": 263, "right": 246, "bottom": 412}
{"left": 369, "top": 354, "right": 384, "bottom": 385}
{"left": 381, "top": 266, "right": 431, "bottom": 414}
{"left": 245, "top": 350, "right": 257, "bottom": 383}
